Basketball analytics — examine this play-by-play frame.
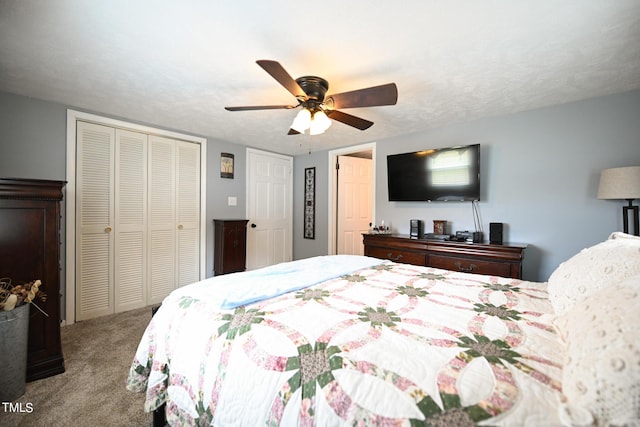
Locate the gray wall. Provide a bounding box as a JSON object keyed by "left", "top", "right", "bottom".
{"left": 293, "top": 150, "right": 329, "bottom": 259}
{"left": 205, "top": 139, "right": 247, "bottom": 275}
{"left": 0, "top": 92, "right": 67, "bottom": 179}
{"left": 292, "top": 90, "right": 640, "bottom": 282}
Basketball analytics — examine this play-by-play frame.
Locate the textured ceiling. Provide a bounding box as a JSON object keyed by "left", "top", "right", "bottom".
{"left": 1, "top": 1, "right": 639, "bottom": 156}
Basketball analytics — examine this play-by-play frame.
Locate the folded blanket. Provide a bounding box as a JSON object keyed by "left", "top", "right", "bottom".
{"left": 164, "top": 255, "right": 384, "bottom": 310}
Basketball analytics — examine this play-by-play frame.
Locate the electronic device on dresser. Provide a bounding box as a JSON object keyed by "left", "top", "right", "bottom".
{"left": 490, "top": 222, "right": 503, "bottom": 245}
{"left": 455, "top": 230, "right": 483, "bottom": 243}
{"left": 409, "top": 219, "right": 423, "bottom": 239}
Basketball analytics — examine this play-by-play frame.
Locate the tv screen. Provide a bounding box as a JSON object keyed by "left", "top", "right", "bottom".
{"left": 387, "top": 144, "right": 480, "bottom": 202}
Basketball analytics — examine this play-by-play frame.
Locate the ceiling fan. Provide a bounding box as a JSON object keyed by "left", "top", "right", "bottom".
{"left": 225, "top": 60, "right": 398, "bottom": 135}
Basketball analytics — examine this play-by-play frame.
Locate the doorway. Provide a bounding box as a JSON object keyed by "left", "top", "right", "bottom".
{"left": 246, "top": 148, "right": 293, "bottom": 270}
{"left": 328, "top": 143, "right": 376, "bottom": 255}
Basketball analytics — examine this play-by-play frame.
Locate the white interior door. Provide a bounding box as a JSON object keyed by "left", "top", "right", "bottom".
{"left": 76, "top": 121, "right": 115, "bottom": 320}
{"left": 148, "top": 135, "right": 176, "bottom": 304}
{"left": 175, "top": 140, "right": 201, "bottom": 287}
{"left": 337, "top": 155, "right": 373, "bottom": 255}
{"left": 246, "top": 149, "right": 292, "bottom": 270}
{"left": 114, "top": 129, "right": 147, "bottom": 313}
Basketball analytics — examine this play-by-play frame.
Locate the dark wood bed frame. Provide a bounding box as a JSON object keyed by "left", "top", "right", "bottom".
{"left": 150, "top": 305, "right": 167, "bottom": 426}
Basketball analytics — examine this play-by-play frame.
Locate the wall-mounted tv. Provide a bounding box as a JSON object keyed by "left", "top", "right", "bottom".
{"left": 387, "top": 144, "right": 480, "bottom": 202}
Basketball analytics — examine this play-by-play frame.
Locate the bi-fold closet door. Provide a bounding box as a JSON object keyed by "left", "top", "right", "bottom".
{"left": 147, "top": 135, "right": 201, "bottom": 305}
{"left": 76, "top": 121, "right": 200, "bottom": 321}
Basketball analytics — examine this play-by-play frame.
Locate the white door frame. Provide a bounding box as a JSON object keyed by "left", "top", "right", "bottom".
{"left": 327, "top": 142, "right": 376, "bottom": 255}
{"left": 245, "top": 148, "right": 293, "bottom": 268}
{"left": 65, "top": 109, "right": 207, "bottom": 325}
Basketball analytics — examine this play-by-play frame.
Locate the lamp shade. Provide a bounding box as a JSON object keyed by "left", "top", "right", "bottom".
{"left": 291, "top": 109, "right": 311, "bottom": 133}
{"left": 597, "top": 166, "right": 640, "bottom": 199}
{"left": 309, "top": 110, "right": 332, "bottom": 135}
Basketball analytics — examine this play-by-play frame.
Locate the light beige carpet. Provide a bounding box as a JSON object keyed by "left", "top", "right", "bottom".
{"left": 1, "top": 306, "right": 154, "bottom": 427}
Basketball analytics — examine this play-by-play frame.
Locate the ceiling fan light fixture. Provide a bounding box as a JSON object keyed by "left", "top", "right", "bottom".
{"left": 309, "top": 110, "right": 332, "bottom": 135}
{"left": 226, "top": 60, "right": 398, "bottom": 134}
{"left": 291, "top": 108, "right": 311, "bottom": 133}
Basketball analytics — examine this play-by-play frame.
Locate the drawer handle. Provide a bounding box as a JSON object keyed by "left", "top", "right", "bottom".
{"left": 386, "top": 252, "right": 403, "bottom": 262}
{"left": 455, "top": 261, "right": 477, "bottom": 272}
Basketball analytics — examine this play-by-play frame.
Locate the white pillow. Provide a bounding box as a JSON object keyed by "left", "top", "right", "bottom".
{"left": 558, "top": 275, "right": 640, "bottom": 426}
{"left": 548, "top": 233, "right": 640, "bottom": 315}
{"left": 608, "top": 231, "right": 640, "bottom": 242}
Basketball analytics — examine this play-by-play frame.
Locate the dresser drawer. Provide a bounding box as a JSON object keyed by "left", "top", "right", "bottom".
{"left": 366, "top": 246, "right": 426, "bottom": 266}
{"left": 427, "top": 254, "right": 512, "bottom": 277}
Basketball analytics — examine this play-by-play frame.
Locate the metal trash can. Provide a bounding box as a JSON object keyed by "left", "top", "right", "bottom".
{"left": 0, "top": 303, "right": 30, "bottom": 401}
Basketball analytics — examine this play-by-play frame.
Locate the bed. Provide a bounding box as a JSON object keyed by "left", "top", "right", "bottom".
{"left": 127, "top": 233, "right": 640, "bottom": 426}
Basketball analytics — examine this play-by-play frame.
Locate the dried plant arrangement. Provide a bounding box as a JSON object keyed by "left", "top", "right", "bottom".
{"left": 0, "top": 278, "right": 48, "bottom": 316}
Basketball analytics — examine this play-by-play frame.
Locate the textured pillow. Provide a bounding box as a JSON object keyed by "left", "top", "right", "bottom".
{"left": 608, "top": 231, "right": 640, "bottom": 242}
{"left": 548, "top": 232, "right": 640, "bottom": 315}
{"left": 557, "top": 275, "right": 640, "bottom": 426}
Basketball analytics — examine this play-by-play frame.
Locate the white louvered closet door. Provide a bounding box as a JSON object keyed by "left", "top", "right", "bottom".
{"left": 148, "top": 135, "right": 177, "bottom": 304}
{"left": 77, "top": 125, "right": 201, "bottom": 318}
{"left": 114, "top": 129, "right": 148, "bottom": 313}
{"left": 176, "top": 140, "right": 201, "bottom": 287}
{"left": 76, "top": 122, "right": 115, "bottom": 320}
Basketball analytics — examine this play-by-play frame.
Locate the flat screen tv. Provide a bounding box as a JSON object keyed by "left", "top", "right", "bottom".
{"left": 387, "top": 144, "right": 480, "bottom": 202}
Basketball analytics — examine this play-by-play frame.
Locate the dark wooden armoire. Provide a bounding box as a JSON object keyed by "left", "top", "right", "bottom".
{"left": 213, "top": 219, "right": 248, "bottom": 276}
{"left": 0, "top": 178, "right": 66, "bottom": 381}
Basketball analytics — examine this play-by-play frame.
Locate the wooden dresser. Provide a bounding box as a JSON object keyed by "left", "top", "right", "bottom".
{"left": 363, "top": 233, "right": 527, "bottom": 279}
{"left": 213, "top": 219, "right": 249, "bottom": 276}
{"left": 0, "top": 178, "right": 66, "bottom": 381}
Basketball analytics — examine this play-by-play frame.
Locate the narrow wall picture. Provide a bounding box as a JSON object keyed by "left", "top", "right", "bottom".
{"left": 221, "top": 153, "right": 234, "bottom": 179}
{"left": 304, "top": 167, "right": 315, "bottom": 239}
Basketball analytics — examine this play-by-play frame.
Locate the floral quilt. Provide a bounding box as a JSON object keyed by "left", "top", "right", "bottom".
{"left": 127, "top": 258, "right": 565, "bottom": 426}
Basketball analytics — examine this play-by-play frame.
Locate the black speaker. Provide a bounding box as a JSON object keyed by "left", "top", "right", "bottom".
{"left": 489, "top": 222, "right": 503, "bottom": 245}
{"left": 410, "top": 219, "right": 423, "bottom": 239}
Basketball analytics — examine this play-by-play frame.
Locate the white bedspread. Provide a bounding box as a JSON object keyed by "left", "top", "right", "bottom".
{"left": 128, "top": 256, "right": 565, "bottom": 426}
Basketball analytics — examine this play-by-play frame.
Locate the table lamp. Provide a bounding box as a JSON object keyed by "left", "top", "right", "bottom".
{"left": 597, "top": 166, "right": 640, "bottom": 236}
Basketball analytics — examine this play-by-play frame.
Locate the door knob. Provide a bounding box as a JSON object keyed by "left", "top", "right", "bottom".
{"left": 251, "top": 223, "right": 257, "bottom": 228}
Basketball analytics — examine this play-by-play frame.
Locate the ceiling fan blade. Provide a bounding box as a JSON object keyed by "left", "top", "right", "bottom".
{"left": 225, "top": 105, "right": 297, "bottom": 111}
{"left": 328, "top": 110, "right": 374, "bottom": 130}
{"left": 326, "top": 83, "right": 398, "bottom": 109}
{"left": 256, "top": 60, "right": 307, "bottom": 99}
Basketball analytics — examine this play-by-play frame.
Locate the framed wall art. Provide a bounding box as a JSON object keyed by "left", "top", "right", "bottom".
{"left": 220, "top": 153, "right": 234, "bottom": 179}
{"left": 304, "top": 167, "right": 315, "bottom": 239}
